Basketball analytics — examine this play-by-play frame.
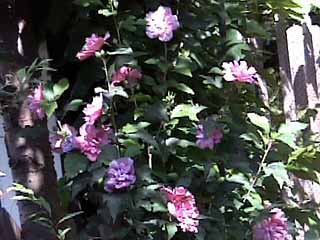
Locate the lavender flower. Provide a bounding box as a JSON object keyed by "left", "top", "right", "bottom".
{"left": 253, "top": 208, "right": 292, "bottom": 240}
{"left": 146, "top": 6, "right": 180, "bottom": 42}
{"left": 196, "top": 119, "right": 223, "bottom": 150}
{"left": 105, "top": 157, "right": 136, "bottom": 192}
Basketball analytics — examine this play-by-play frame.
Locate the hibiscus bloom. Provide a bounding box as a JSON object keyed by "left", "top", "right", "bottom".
{"left": 222, "top": 60, "right": 258, "bottom": 84}
{"left": 112, "top": 66, "right": 142, "bottom": 89}
{"left": 162, "top": 186, "right": 200, "bottom": 233}
{"left": 83, "top": 94, "right": 104, "bottom": 124}
{"left": 76, "top": 32, "right": 110, "bottom": 61}
{"left": 253, "top": 208, "right": 292, "bottom": 240}
{"left": 75, "top": 124, "right": 113, "bottom": 161}
{"left": 146, "top": 6, "right": 180, "bottom": 42}
{"left": 104, "top": 157, "right": 136, "bottom": 192}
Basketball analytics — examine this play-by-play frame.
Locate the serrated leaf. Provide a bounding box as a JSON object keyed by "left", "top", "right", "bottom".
{"left": 247, "top": 113, "right": 270, "bottom": 134}
{"left": 264, "top": 162, "right": 291, "bottom": 189}
{"left": 104, "top": 193, "right": 128, "bottom": 223}
{"left": 122, "top": 122, "right": 151, "bottom": 134}
{"left": 171, "top": 104, "right": 206, "bottom": 121}
{"left": 168, "top": 81, "right": 194, "bottom": 95}
{"left": 64, "top": 153, "right": 89, "bottom": 179}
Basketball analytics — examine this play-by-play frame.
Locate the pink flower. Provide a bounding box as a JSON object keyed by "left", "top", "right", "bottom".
{"left": 253, "top": 208, "right": 292, "bottom": 240}
{"left": 83, "top": 94, "right": 104, "bottom": 124}
{"left": 50, "top": 124, "right": 77, "bottom": 153}
{"left": 162, "top": 186, "right": 200, "bottom": 233}
{"left": 146, "top": 6, "right": 180, "bottom": 42}
{"left": 28, "top": 83, "right": 46, "bottom": 120}
{"left": 76, "top": 32, "right": 110, "bottom": 61}
{"left": 112, "top": 66, "right": 142, "bottom": 89}
{"left": 222, "top": 60, "right": 258, "bottom": 84}
{"left": 75, "top": 123, "right": 113, "bottom": 161}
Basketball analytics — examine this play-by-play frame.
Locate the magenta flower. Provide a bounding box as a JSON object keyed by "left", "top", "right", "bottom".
{"left": 196, "top": 123, "right": 223, "bottom": 150}
{"left": 28, "top": 83, "right": 46, "bottom": 120}
{"left": 112, "top": 66, "right": 142, "bottom": 89}
{"left": 253, "top": 208, "right": 292, "bottom": 240}
{"left": 75, "top": 123, "right": 113, "bottom": 161}
{"left": 146, "top": 6, "right": 180, "bottom": 42}
{"left": 222, "top": 60, "right": 258, "bottom": 84}
{"left": 104, "top": 157, "right": 136, "bottom": 192}
{"left": 50, "top": 124, "right": 77, "bottom": 153}
{"left": 162, "top": 186, "right": 200, "bottom": 233}
{"left": 83, "top": 94, "right": 104, "bottom": 124}
{"left": 76, "top": 32, "right": 110, "bottom": 61}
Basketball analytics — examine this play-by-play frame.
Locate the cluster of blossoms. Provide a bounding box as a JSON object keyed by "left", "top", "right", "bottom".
{"left": 112, "top": 66, "right": 142, "bottom": 89}
{"left": 162, "top": 186, "right": 200, "bottom": 233}
{"left": 28, "top": 83, "right": 46, "bottom": 120}
{"left": 253, "top": 208, "right": 292, "bottom": 240}
{"left": 83, "top": 94, "right": 104, "bottom": 124}
{"left": 50, "top": 124, "right": 77, "bottom": 153}
{"left": 146, "top": 6, "right": 180, "bottom": 42}
{"left": 75, "top": 123, "right": 113, "bottom": 161}
{"left": 222, "top": 60, "right": 258, "bottom": 84}
{"left": 104, "top": 157, "right": 136, "bottom": 192}
{"left": 76, "top": 32, "right": 110, "bottom": 61}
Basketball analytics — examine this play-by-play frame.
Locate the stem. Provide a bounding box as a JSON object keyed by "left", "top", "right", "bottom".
{"left": 243, "top": 140, "right": 272, "bottom": 202}
{"left": 163, "top": 43, "right": 168, "bottom": 82}
{"left": 111, "top": 0, "right": 121, "bottom": 44}
{"left": 101, "top": 58, "right": 120, "bottom": 157}
{"left": 102, "top": 58, "right": 111, "bottom": 90}
{"left": 147, "top": 145, "right": 153, "bottom": 169}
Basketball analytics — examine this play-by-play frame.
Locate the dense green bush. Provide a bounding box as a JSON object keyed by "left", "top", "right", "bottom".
{"left": 25, "top": 0, "right": 320, "bottom": 239}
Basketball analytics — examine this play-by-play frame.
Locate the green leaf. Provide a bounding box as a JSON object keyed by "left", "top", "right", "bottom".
{"left": 106, "top": 47, "right": 133, "bottom": 55}
{"left": 64, "top": 99, "right": 83, "bottom": 112}
{"left": 41, "top": 101, "right": 58, "bottom": 117}
{"left": 58, "top": 211, "right": 83, "bottom": 225}
{"left": 168, "top": 81, "right": 195, "bottom": 95}
{"left": 278, "top": 121, "right": 308, "bottom": 134}
{"left": 73, "top": 0, "right": 103, "bottom": 7}
{"left": 64, "top": 153, "right": 89, "bottom": 179}
{"left": 53, "top": 78, "right": 69, "bottom": 99}
{"left": 171, "top": 104, "right": 206, "bottom": 121}
{"left": 122, "top": 122, "right": 151, "bottom": 134}
{"left": 98, "top": 9, "right": 117, "bottom": 17}
{"left": 166, "top": 223, "right": 178, "bottom": 240}
{"left": 264, "top": 162, "right": 291, "bottom": 189}
{"left": 98, "top": 145, "right": 119, "bottom": 164}
{"left": 247, "top": 113, "right": 270, "bottom": 134}
{"left": 104, "top": 193, "right": 128, "bottom": 223}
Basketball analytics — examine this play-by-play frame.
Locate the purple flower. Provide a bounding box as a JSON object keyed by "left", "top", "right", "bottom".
{"left": 253, "top": 208, "right": 292, "bottom": 240}
{"left": 112, "top": 66, "right": 142, "bottom": 89}
{"left": 28, "top": 83, "right": 46, "bottom": 120}
{"left": 222, "top": 60, "right": 258, "bottom": 84}
{"left": 76, "top": 32, "right": 110, "bottom": 61}
{"left": 146, "top": 6, "right": 180, "bottom": 42}
{"left": 104, "top": 157, "right": 136, "bottom": 192}
{"left": 196, "top": 120, "right": 223, "bottom": 150}
{"left": 50, "top": 124, "right": 77, "bottom": 153}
